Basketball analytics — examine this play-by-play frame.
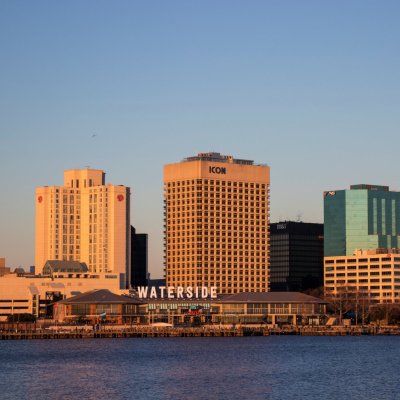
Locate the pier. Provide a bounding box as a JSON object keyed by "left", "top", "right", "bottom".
{"left": 1, "top": 325, "right": 400, "bottom": 340}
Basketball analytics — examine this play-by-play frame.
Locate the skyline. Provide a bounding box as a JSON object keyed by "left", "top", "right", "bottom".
{"left": 1, "top": 1, "right": 400, "bottom": 277}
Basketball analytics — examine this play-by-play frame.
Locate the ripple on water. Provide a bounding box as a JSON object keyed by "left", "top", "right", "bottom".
{"left": 0, "top": 336, "right": 399, "bottom": 400}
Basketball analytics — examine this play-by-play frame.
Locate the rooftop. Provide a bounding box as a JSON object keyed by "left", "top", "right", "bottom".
{"left": 59, "top": 289, "right": 144, "bottom": 305}
{"left": 43, "top": 260, "right": 88, "bottom": 275}
{"left": 183, "top": 152, "right": 259, "bottom": 166}
{"left": 350, "top": 184, "right": 389, "bottom": 192}
{"left": 353, "top": 248, "right": 400, "bottom": 256}
{"left": 131, "top": 291, "right": 327, "bottom": 304}
{"left": 218, "top": 292, "right": 327, "bottom": 304}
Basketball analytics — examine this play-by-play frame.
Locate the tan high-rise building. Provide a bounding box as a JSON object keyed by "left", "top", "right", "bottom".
{"left": 35, "top": 169, "right": 130, "bottom": 288}
{"left": 164, "top": 152, "right": 270, "bottom": 294}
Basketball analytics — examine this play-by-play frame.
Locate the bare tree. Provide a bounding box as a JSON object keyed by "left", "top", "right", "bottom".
{"left": 325, "top": 284, "right": 372, "bottom": 325}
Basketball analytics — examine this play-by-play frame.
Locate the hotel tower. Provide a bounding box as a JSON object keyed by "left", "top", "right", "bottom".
{"left": 35, "top": 169, "right": 130, "bottom": 288}
{"left": 164, "top": 152, "right": 270, "bottom": 294}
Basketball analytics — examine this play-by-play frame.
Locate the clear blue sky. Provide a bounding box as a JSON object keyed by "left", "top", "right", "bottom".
{"left": 1, "top": 1, "right": 399, "bottom": 277}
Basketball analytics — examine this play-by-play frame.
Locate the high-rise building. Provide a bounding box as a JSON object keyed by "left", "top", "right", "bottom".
{"left": 35, "top": 169, "right": 130, "bottom": 288}
{"left": 130, "top": 226, "right": 148, "bottom": 288}
{"left": 164, "top": 152, "right": 270, "bottom": 294}
{"left": 269, "top": 221, "right": 324, "bottom": 292}
{"left": 324, "top": 185, "right": 400, "bottom": 257}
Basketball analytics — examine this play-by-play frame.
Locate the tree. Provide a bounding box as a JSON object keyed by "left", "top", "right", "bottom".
{"left": 7, "top": 313, "right": 36, "bottom": 323}
{"left": 369, "top": 304, "right": 400, "bottom": 325}
{"left": 324, "top": 284, "right": 372, "bottom": 325}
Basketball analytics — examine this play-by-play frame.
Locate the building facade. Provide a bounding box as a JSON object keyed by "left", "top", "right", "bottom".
{"left": 130, "top": 226, "right": 148, "bottom": 288}
{"left": 0, "top": 257, "right": 10, "bottom": 277}
{"left": 0, "top": 269, "right": 121, "bottom": 321}
{"left": 164, "top": 152, "right": 270, "bottom": 294}
{"left": 324, "top": 184, "right": 400, "bottom": 257}
{"left": 144, "top": 292, "right": 326, "bottom": 326}
{"left": 35, "top": 169, "right": 130, "bottom": 288}
{"left": 324, "top": 249, "right": 400, "bottom": 304}
{"left": 269, "top": 221, "right": 324, "bottom": 292}
{"left": 56, "top": 289, "right": 143, "bottom": 324}
{"left": 54, "top": 290, "right": 326, "bottom": 326}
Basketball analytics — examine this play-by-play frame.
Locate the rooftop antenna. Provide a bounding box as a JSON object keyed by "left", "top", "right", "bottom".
{"left": 84, "top": 165, "right": 91, "bottom": 169}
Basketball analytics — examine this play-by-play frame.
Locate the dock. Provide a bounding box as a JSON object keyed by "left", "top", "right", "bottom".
{"left": 1, "top": 325, "right": 400, "bottom": 340}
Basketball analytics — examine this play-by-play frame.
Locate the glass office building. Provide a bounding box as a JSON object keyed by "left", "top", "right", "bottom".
{"left": 324, "top": 185, "right": 400, "bottom": 256}
{"left": 270, "top": 222, "right": 324, "bottom": 292}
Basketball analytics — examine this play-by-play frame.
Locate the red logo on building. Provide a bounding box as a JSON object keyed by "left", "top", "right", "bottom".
{"left": 117, "top": 194, "right": 124, "bottom": 202}
{"left": 38, "top": 196, "right": 43, "bottom": 203}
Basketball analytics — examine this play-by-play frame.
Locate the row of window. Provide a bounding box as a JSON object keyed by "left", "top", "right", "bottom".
{"left": 167, "top": 215, "right": 267, "bottom": 222}
{"left": 166, "top": 207, "right": 268, "bottom": 214}
{"left": 168, "top": 251, "right": 266, "bottom": 256}
{"left": 326, "top": 264, "right": 399, "bottom": 271}
{"left": 325, "top": 257, "right": 400, "bottom": 264}
{"left": 166, "top": 200, "right": 268, "bottom": 208}
{"left": 167, "top": 229, "right": 266, "bottom": 235}
{"left": 326, "top": 285, "right": 400, "bottom": 291}
{"left": 168, "top": 232, "right": 266, "bottom": 238}
{"left": 166, "top": 188, "right": 267, "bottom": 196}
{"left": 168, "top": 269, "right": 267, "bottom": 275}
{"left": 166, "top": 180, "right": 268, "bottom": 188}
{"left": 168, "top": 267, "right": 267, "bottom": 273}
{"left": 326, "top": 278, "right": 399, "bottom": 283}
{"left": 167, "top": 283, "right": 267, "bottom": 289}
{"left": 326, "top": 271, "right": 400, "bottom": 277}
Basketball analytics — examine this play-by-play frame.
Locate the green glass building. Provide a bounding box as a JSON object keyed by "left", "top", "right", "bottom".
{"left": 324, "top": 185, "right": 400, "bottom": 256}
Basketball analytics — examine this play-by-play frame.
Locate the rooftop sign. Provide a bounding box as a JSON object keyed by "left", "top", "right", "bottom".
{"left": 209, "top": 166, "right": 226, "bottom": 174}
{"left": 137, "top": 286, "right": 218, "bottom": 300}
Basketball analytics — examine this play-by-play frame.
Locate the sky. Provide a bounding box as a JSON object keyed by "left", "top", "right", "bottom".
{"left": 1, "top": 1, "right": 400, "bottom": 277}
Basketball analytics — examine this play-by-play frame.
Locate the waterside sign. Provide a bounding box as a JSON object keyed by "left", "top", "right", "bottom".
{"left": 137, "top": 286, "right": 218, "bottom": 300}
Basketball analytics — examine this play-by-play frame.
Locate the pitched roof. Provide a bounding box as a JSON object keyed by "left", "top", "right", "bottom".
{"left": 59, "top": 289, "right": 144, "bottom": 305}
{"left": 218, "top": 292, "right": 327, "bottom": 304}
{"left": 44, "top": 260, "right": 88, "bottom": 273}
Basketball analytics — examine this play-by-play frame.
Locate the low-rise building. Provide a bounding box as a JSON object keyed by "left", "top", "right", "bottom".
{"left": 55, "top": 289, "right": 144, "bottom": 324}
{"left": 145, "top": 292, "right": 326, "bottom": 326}
{"left": 53, "top": 290, "right": 326, "bottom": 326}
{"left": 0, "top": 262, "right": 121, "bottom": 321}
{"left": 324, "top": 249, "right": 400, "bottom": 304}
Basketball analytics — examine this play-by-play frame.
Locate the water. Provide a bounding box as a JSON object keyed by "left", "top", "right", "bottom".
{"left": 0, "top": 337, "right": 399, "bottom": 400}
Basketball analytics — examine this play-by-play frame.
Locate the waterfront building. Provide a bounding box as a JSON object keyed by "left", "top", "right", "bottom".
{"left": 55, "top": 289, "right": 143, "bottom": 324}
{"left": 146, "top": 292, "right": 326, "bottom": 326}
{"left": 269, "top": 221, "right": 324, "bottom": 292}
{"left": 35, "top": 168, "right": 131, "bottom": 288}
{"left": 211, "top": 292, "right": 326, "bottom": 325}
{"left": 0, "top": 263, "right": 121, "bottom": 321}
{"left": 164, "top": 152, "right": 270, "bottom": 294}
{"left": 130, "top": 226, "right": 148, "bottom": 288}
{"left": 53, "top": 290, "right": 326, "bottom": 326}
{"left": 324, "top": 184, "right": 400, "bottom": 257}
{"left": 324, "top": 249, "right": 400, "bottom": 304}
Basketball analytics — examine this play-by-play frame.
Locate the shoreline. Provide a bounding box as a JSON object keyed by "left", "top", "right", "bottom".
{"left": 2, "top": 325, "right": 400, "bottom": 340}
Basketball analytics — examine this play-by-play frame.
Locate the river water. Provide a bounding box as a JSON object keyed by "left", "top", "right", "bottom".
{"left": 0, "top": 336, "right": 399, "bottom": 400}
